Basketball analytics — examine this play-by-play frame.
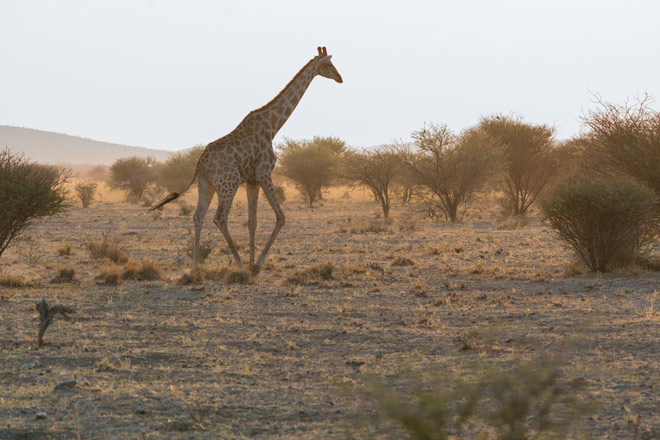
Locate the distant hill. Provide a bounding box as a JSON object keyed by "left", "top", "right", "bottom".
{"left": 0, "top": 125, "right": 174, "bottom": 166}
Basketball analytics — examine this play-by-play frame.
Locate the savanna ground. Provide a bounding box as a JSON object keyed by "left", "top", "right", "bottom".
{"left": 1, "top": 182, "right": 660, "bottom": 439}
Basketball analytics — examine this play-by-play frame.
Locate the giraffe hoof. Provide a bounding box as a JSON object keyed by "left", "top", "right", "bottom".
{"left": 249, "top": 264, "right": 261, "bottom": 275}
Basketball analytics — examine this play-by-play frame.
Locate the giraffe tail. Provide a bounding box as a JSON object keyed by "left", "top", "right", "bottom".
{"left": 149, "top": 171, "right": 198, "bottom": 211}
{"left": 149, "top": 192, "right": 181, "bottom": 211}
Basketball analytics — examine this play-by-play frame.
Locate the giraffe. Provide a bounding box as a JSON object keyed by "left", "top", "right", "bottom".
{"left": 151, "top": 46, "right": 343, "bottom": 275}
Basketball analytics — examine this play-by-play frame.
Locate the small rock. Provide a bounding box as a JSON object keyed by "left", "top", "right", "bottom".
{"left": 20, "top": 361, "right": 38, "bottom": 370}
{"left": 345, "top": 360, "right": 365, "bottom": 369}
{"left": 136, "top": 407, "right": 146, "bottom": 414}
{"left": 54, "top": 378, "right": 76, "bottom": 391}
{"left": 35, "top": 412, "right": 48, "bottom": 420}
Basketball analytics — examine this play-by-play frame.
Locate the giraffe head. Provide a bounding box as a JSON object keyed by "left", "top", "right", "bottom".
{"left": 315, "top": 46, "right": 343, "bottom": 83}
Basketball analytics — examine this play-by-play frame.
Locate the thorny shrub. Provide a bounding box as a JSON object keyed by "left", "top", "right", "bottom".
{"left": 542, "top": 176, "right": 658, "bottom": 272}
{"left": 74, "top": 182, "right": 97, "bottom": 208}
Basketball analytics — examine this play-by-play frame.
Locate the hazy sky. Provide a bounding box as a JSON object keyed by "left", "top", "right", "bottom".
{"left": 1, "top": 1, "right": 659, "bottom": 151}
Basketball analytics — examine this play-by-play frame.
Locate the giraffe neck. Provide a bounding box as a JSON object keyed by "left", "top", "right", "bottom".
{"left": 251, "top": 59, "right": 318, "bottom": 139}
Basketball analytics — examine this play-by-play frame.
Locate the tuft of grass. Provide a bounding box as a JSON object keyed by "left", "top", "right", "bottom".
{"left": 286, "top": 262, "right": 334, "bottom": 285}
{"left": 391, "top": 256, "right": 415, "bottom": 266}
{"left": 179, "top": 202, "right": 193, "bottom": 216}
{"left": 122, "top": 260, "right": 163, "bottom": 281}
{"left": 222, "top": 267, "right": 251, "bottom": 284}
{"left": 350, "top": 219, "right": 392, "bottom": 234}
{"left": 96, "top": 357, "right": 112, "bottom": 372}
{"left": 56, "top": 245, "right": 72, "bottom": 256}
{"left": 178, "top": 268, "right": 205, "bottom": 285}
{"left": 0, "top": 271, "right": 30, "bottom": 287}
{"left": 50, "top": 267, "right": 77, "bottom": 284}
{"left": 88, "top": 233, "right": 129, "bottom": 263}
{"left": 409, "top": 284, "right": 427, "bottom": 297}
{"left": 186, "top": 239, "right": 214, "bottom": 263}
{"left": 95, "top": 266, "right": 123, "bottom": 285}
{"left": 178, "top": 266, "right": 250, "bottom": 285}
{"left": 496, "top": 214, "right": 532, "bottom": 230}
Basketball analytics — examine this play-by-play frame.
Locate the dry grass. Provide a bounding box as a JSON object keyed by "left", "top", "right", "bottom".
{"left": 391, "top": 256, "right": 415, "bottom": 266}
{"left": 87, "top": 233, "right": 129, "bottom": 263}
{"left": 50, "top": 267, "right": 77, "bottom": 283}
{"left": 95, "top": 265, "right": 123, "bottom": 285}
{"left": 0, "top": 271, "right": 30, "bottom": 287}
{"left": 56, "top": 244, "right": 72, "bottom": 256}
{"left": 121, "top": 260, "right": 163, "bottom": 281}
{"left": 178, "top": 266, "right": 251, "bottom": 285}
{"left": 285, "top": 262, "right": 334, "bottom": 285}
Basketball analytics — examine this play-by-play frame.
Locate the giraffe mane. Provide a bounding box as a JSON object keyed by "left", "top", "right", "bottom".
{"left": 251, "top": 57, "right": 317, "bottom": 114}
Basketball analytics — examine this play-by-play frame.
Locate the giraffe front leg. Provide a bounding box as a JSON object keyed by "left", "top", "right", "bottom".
{"left": 246, "top": 182, "right": 259, "bottom": 273}
{"left": 213, "top": 185, "right": 244, "bottom": 270}
{"left": 253, "top": 178, "right": 285, "bottom": 274}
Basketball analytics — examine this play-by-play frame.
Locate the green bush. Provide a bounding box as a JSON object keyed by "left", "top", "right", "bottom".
{"left": 363, "top": 355, "right": 589, "bottom": 440}
{"left": 276, "top": 136, "right": 346, "bottom": 207}
{"left": 0, "top": 148, "right": 70, "bottom": 258}
{"left": 157, "top": 145, "right": 205, "bottom": 192}
{"left": 542, "top": 176, "right": 657, "bottom": 271}
{"left": 107, "top": 156, "right": 157, "bottom": 202}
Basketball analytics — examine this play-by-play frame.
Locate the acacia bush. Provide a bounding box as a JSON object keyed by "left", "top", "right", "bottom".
{"left": 581, "top": 96, "right": 660, "bottom": 196}
{"left": 342, "top": 146, "right": 401, "bottom": 218}
{"left": 276, "top": 136, "right": 346, "bottom": 207}
{"left": 156, "top": 145, "right": 205, "bottom": 192}
{"left": 107, "top": 156, "right": 157, "bottom": 202}
{"left": 0, "top": 148, "right": 70, "bottom": 258}
{"left": 478, "top": 116, "right": 559, "bottom": 216}
{"left": 399, "top": 124, "right": 494, "bottom": 223}
{"left": 75, "top": 182, "right": 97, "bottom": 208}
{"left": 541, "top": 176, "right": 657, "bottom": 272}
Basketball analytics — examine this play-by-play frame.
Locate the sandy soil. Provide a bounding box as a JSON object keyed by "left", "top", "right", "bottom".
{"left": 1, "top": 186, "right": 659, "bottom": 439}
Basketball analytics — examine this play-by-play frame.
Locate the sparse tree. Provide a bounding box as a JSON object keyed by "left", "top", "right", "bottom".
{"left": 342, "top": 146, "right": 401, "bottom": 218}
{"left": 276, "top": 136, "right": 346, "bottom": 207}
{"left": 75, "top": 182, "right": 97, "bottom": 208}
{"left": 478, "top": 115, "right": 559, "bottom": 216}
{"left": 107, "top": 156, "right": 157, "bottom": 202}
{"left": 156, "top": 145, "right": 205, "bottom": 192}
{"left": 86, "top": 164, "right": 109, "bottom": 181}
{"left": 399, "top": 123, "right": 495, "bottom": 223}
{"left": 0, "top": 148, "right": 70, "bottom": 258}
{"left": 580, "top": 95, "right": 660, "bottom": 198}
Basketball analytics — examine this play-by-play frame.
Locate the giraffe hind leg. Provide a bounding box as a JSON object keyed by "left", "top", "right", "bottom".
{"left": 246, "top": 182, "right": 259, "bottom": 272}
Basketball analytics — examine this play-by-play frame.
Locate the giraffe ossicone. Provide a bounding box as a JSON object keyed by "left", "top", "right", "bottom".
{"left": 151, "top": 46, "right": 343, "bottom": 274}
